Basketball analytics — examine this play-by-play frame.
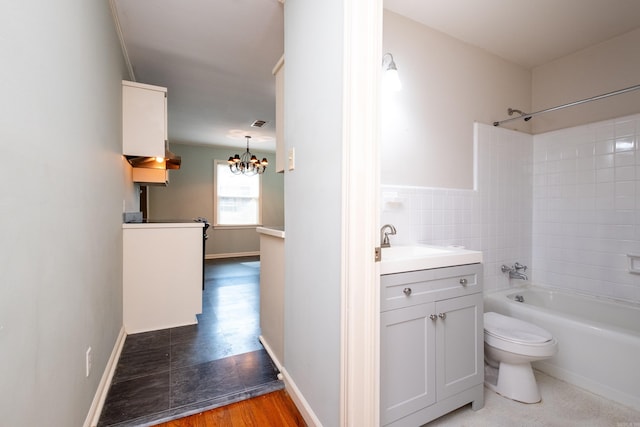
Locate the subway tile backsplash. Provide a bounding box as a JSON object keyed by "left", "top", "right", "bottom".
{"left": 382, "top": 116, "right": 640, "bottom": 303}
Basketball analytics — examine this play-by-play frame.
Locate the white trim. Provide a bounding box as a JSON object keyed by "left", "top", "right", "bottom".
{"left": 259, "top": 335, "right": 283, "bottom": 373}
{"left": 108, "top": 0, "right": 135, "bottom": 81}
{"left": 84, "top": 326, "right": 127, "bottom": 427}
{"left": 340, "top": 0, "right": 382, "bottom": 426}
{"left": 205, "top": 251, "right": 260, "bottom": 260}
{"left": 280, "top": 367, "right": 323, "bottom": 427}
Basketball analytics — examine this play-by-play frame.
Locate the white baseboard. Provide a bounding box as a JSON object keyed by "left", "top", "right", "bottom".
{"left": 280, "top": 367, "right": 323, "bottom": 427}
{"left": 205, "top": 251, "right": 260, "bottom": 260}
{"left": 84, "top": 326, "right": 127, "bottom": 427}
{"left": 258, "top": 335, "right": 283, "bottom": 373}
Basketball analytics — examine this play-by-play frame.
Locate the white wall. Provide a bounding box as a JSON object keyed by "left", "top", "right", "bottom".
{"left": 0, "top": 1, "right": 129, "bottom": 426}
{"left": 381, "top": 123, "right": 533, "bottom": 292}
{"left": 148, "top": 143, "right": 284, "bottom": 256}
{"left": 283, "top": 1, "right": 344, "bottom": 425}
{"left": 532, "top": 28, "right": 640, "bottom": 134}
{"left": 532, "top": 114, "right": 640, "bottom": 302}
{"left": 382, "top": 10, "right": 531, "bottom": 189}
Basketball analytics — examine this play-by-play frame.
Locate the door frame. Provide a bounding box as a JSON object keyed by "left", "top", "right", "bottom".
{"left": 340, "top": 0, "right": 382, "bottom": 425}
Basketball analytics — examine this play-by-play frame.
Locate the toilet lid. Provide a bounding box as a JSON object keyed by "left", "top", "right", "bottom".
{"left": 484, "top": 312, "right": 553, "bottom": 344}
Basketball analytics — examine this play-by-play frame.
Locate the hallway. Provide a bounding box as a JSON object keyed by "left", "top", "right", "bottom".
{"left": 98, "top": 257, "right": 283, "bottom": 426}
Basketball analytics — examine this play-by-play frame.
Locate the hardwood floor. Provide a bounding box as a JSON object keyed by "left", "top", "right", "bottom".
{"left": 153, "top": 390, "right": 306, "bottom": 427}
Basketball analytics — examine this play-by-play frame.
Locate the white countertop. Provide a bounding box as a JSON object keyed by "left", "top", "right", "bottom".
{"left": 123, "top": 222, "right": 204, "bottom": 229}
{"left": 256, "top": 226, "right": 285, "bottom": 238}
{"left": 380, "top": 245, "right": 482, "bottom": 275}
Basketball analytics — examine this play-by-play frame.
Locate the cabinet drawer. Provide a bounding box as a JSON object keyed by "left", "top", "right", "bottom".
{"left": 381, "top": 264, "right": 482, "bottom": 311}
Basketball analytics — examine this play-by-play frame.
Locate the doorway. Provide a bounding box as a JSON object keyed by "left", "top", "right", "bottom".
{"left": 97, "top": 257, "right": 282, "bottom": 426}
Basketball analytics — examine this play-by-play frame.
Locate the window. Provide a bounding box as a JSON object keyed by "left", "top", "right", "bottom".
{"left": 214, "top": 160, "right": 262, "bottom": 226}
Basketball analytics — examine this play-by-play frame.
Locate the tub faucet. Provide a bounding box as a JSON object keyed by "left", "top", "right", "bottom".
{"left": 380, "top": 224, "right": 397, "bottom": 248}
{"left": 501, "top": 262, "right": 528, "bottom": 280}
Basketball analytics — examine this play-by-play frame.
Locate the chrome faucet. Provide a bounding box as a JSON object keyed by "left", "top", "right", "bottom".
{"left": 380, "top": 224, "right": 397, "bottom": 248}
{"left": 501, "top": 262, "right": 528, "bottom": 280}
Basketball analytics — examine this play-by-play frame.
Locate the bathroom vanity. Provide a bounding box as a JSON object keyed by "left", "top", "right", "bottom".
{"left": 380, "top": 246, "right": 484, "bottom": 426}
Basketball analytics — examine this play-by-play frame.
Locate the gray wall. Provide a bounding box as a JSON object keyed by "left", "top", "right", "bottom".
{"left": 148, "top": 143, "right": 284, "bottom": 256}
{"left": 283, "top": 1, "right": 344, "bottom": 425}
{"left": 0, "top": 1, "right": 130, "bottom": 426}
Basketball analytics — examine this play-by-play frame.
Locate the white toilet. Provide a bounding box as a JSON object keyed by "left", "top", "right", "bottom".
{"left": 483, "top": 312, "right": 558, "bottom": 403}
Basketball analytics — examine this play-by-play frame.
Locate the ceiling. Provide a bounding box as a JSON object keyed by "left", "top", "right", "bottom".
{"left": 111, "top": 0, "right": 640, "bottom": 152}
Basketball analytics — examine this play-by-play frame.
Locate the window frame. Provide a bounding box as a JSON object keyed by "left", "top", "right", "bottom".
{"left": 213, "top": 159, "right": 263, "bottom": 228}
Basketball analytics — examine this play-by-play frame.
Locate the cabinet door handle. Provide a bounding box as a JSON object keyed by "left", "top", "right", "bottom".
{"left": 459, "top": 278, "right": 468, "bottom": 285}
{"left": 403, "top": 287, "right": 412, "bottom": 296}
{"left": 438, "top": 312, "right": 446, "bottom": 320}
{"left": 429, "top": 314, "right": 437, "bottom": 321}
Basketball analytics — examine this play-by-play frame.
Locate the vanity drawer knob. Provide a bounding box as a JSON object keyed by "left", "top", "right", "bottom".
{"left": 438, "top": 312, "right": 447, "bottom": 320}
{"left": 403, "top": 287, "right": 412, "bottom": 296}
{"left": 429, "top": 314, "right": 437, "bottom": 321}
{"left": 459, "top": 278, "right": 468, "bottom": 286}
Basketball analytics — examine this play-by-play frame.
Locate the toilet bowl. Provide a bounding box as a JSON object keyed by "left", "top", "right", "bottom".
{"left": 483, "top": 312, "right": 557, "bottom": 403}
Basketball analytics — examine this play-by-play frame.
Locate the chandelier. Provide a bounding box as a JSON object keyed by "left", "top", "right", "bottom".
{"left": 227, "top": 135, "right": 268, "bottom": 175}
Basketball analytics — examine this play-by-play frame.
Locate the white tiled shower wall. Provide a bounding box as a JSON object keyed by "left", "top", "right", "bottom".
{"left": 381, "top": 123, "right": 532, "bottom": 292}
{"left": 532, "top": 113, "right": 640, "bottom": 303}
{"left": 382, "top": 116, "right": 640, "bottom": 303}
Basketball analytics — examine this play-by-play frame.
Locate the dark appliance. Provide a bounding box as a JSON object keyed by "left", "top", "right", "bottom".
{"left": 194, "top": 217, "right": 210, "bottom": 289}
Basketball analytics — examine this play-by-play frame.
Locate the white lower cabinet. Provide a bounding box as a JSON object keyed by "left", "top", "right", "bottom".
{"left": 381, "top": 264, "right": 484, "bottom": 426}
{"left": 123, "top": 223, "right": 203, "bottom": 333}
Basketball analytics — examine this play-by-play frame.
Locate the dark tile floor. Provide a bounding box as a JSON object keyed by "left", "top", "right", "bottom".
{"left": 98, "top": 257, "right": 283, "bottom": 427}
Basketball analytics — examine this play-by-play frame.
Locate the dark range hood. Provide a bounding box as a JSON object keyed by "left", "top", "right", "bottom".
{"left": 126, "top": 143, "right": 181, "bottom": 170}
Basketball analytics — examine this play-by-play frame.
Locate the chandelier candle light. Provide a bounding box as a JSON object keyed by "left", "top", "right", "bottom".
{"left": 227, "top": 135, "right": 268, "bottom": 175}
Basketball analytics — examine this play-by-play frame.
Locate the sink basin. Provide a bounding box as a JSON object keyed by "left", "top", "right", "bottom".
{"left": 380, "top": 245, "right": 482, "bottom": 274}
{"left": 382, "top": 245, "right": 452, "bottom": 260}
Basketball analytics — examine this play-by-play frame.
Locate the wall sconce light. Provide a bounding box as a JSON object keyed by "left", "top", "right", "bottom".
{"left": 382, "top": 52, "right": 401, "bottom": 91}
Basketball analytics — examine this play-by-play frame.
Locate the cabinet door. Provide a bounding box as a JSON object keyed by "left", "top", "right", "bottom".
{"left": 435, "top": 293, "right": 483, "bottom": 400}
{"left": 123, "top": 81, "right": 167, "bottom": 158}
{"left": 380, "top": 303, "right": 436, "bottom": 425}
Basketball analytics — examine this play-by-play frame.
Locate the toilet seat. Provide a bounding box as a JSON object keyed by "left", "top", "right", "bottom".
{"left": 484, "top": 312, "right": 552, "bottom": 344}
{"left": 484, "top": 312, "right": 557, "bottom": 357}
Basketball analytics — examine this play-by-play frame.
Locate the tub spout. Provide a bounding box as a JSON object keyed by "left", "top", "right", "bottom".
{"left": 501, "top": 263, "right": 528, "bottom": 280}
{"left": 510, "top": 271, "right": 528, "bottom": 280}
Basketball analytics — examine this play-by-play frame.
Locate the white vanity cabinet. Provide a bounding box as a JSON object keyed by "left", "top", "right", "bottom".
{"left": 122, "top": 80, "right": 167, "bottom": 159}
{"left": 380, "top": 263, "right": 484, "bottom": 426}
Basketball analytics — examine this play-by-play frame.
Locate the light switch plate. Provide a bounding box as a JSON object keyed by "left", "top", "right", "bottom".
{"left": 288, "top": 147, "right": 295, "bottom": 171}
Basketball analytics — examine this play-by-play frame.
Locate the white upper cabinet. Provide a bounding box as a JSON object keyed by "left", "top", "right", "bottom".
{"left": 272, "top": 55, "right": 285, "bottom": 173}
{"left": 122, "top": 80, "right": 167, "bottom": 158}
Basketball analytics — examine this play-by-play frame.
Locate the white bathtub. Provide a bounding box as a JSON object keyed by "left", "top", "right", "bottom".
{"left": 484, "top": 284, "right": 640, "bottom": 411}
